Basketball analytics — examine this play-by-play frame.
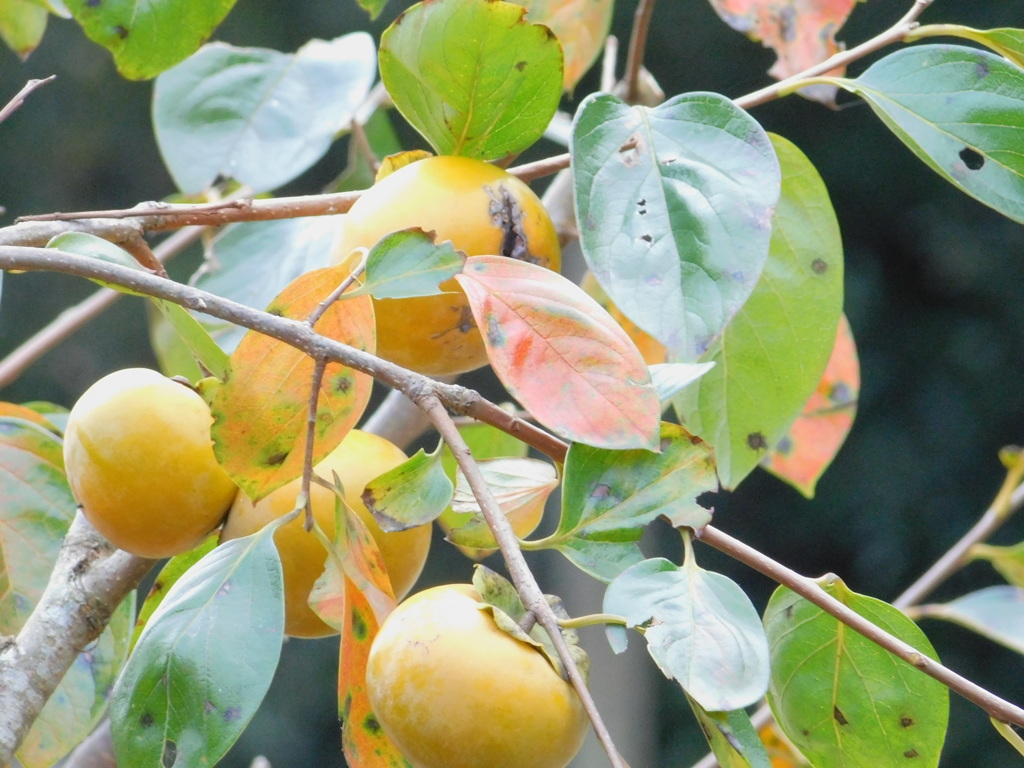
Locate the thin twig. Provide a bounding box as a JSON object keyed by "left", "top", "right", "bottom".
{"left": 623, "top": 0, "right": 657, "bottom": 104}
{"left": 698, "top": 525, "right": 1024, "bottom": 728}
{"left": 300, "top": 356, "right": 330, "bottom": 531}
{"left": 0, "top": 76, "right": 56, "bottom": 126}
{"left": 0, "top": 226, "right": 203, "bottom": 390}
{"left": 601, "top": 35, "right": 619, "bottom": 94}
{"left": 420, "top": 395, "right": 628, "bottom": 768}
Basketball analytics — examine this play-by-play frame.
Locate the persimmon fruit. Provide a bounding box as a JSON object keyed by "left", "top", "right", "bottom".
{"left": 366, "top": 583, "right": 589, "bottom": 768}
{"left": 62, "top": 368, "right": 237, "bottom": 559}
{"left": 220, "top": 429, "right": 431, "bottom": 638}
{"left": 335, "top": 155, "right": 561, "bottom": 375}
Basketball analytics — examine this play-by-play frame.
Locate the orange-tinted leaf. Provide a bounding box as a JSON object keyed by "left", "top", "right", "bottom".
{"left": 211, "top": 264, "right": 375, "bottom": 502}
{"left": 764, "top": 314, "right": 858, "bottom": 497}
{"left": 456, "top": 256, "right": 660, "bottom": 450}
{"left": 0, "top": 403, "right": 57, "bottom": 432}
{"left": 707, "top": 0, "right": 862, "bottom": 105}
{"left": 759, "top": 722, "right": 810, "bottom": 767}
{"left": 519, "top": 0, "right": 612, "bottom": 90}
{"left": 339, "top": 576, "right": 411, "bottom": 768}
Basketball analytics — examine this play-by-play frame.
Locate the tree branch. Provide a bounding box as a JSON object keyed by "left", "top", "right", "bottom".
{"left": 0, "top": 76, "right": 56, "bottom": 127}
{"left": 0, "top": 514, "right": 154, "bottom": 766}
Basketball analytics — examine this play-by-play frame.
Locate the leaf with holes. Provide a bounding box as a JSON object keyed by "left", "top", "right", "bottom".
{"left": 18, "top": 596, "right": 133, "bottom": 768}
{"left": 379, "top": 0, "right": 563, "bottom": 160}
{"left": 65, "top": 0, "right": 238, "bottom": 80}
{"left": 210, "top": 264, "right": 375, "bottom": 503}
{"left": 535, "top": 423, "right": 715, "bottom": 582}
{"left": 457, "top": 256, "right": 660, "bottom": 450}
{"left": 919, "top": 585, "right": 1024, "bottom": 656}
{"left": 764, "top": 577, "right": 948, "bottom": 767}
{"left": 707, "top": 0, "right": 860, "bottom": 105}
{"left": 687, "top": 696, "right": 772, "bottom": 768}
{"left": 517, "top": 0, "right": 612, "bottom": 90}
{"left": 109, "top": 520, "right": 286, "bottom": 768}
{"left": 447, "top": 457, "right": 559, "bottom": 550}
{"left": 835, "top": 45, "right": 1024, "bottom": 224}
{"left": 345, "top": 228, "right": 466, "bottom": 300}
{"left": 154, "top": 33, "right": 376, "bottom": 192}
{"left": 0, "top": 415, "right": 75, "bottom": 634}
{"left": 572, "top": 92, "right": 780, "bottom": 362}
{"left": 604, "top": 557, "right": 769, "bottom": 711}
{"left": 362, "top": 440, "right": 454, "bottom": 532}
{"left": 672, "top": 134, "right": 843, "bottom": 488}
{"left": 339, "top": 575, "right": 411, "bottom": 768}
{"left": 764, "top": 314, "right": 858, "bottom": 497}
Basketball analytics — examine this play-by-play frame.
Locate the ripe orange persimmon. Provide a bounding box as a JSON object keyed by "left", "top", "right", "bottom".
{"left": 335, "top": 155, "right": 561, "bottom": 375}
{"left": 366, "top": 583, "right": 589, "bottom": 768}
{"left": 220, "top": 429, "right": 431, "bottom": 638}
{"left": 63, "top": 368, "right": 237, "bottom": 559}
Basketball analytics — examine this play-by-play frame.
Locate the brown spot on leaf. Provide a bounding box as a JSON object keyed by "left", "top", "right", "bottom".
{"left": 114, "top": 25, "right": 129, "bottom": 39}
{"left": 224, "top": 706, "right": 242, "bottom": 722}
{"left": 515, "top": 60, "right": 527, "bottom": 71}
{"left": 140, "top": 712, "right": 154, "bottom": 728}
{"left": 833, "top": 706, "right": 848, "bottom": 726}
{"left": 811, "top": 258, "right": 828, "bottom": 274}
{"left": 351, "top": 607, "right": 368, "bottom": 641}
{"left": 959, "top": 147, "right": 984, "bottom": 171}
{"left": 900, "top": 715, "right": 914, "bottom": 728}
{"left": 640, "top": 234, "right": 653, "bottom": 244}
{"left": 265, "top": 451, "right": 289, "bottom": 467}
{"left": 904, "top": 749, "right": 919, "bottom": 758}
{"left": 747, "top": 432, "right": 767, "bottom": 451}
{"left": 363, "top": 713, "right": 383, "bottom": 735}
{"left": 334, "top": 374, "right": 352, "bottom": 394}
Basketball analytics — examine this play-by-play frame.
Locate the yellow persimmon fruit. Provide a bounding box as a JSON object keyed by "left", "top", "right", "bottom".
{"left": 220, "top": 429, "right": 431, "bottom": 638}
{"left": 335, "top": 155, "right": 561, "bottom": 375}
{"left": 63, "top": 368, "right": 237, "bottom": 559}
{"left": 366, "top": 583, "right": 589, "bottom": 768}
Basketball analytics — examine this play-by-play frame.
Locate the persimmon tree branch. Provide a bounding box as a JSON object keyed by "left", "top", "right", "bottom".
{"left": 0, "top": 514, "right": 155, "bottom": 767}
{"left": 623, "top": 0, "right": 656, "bottom": 104}
{"left": 0, "top": 76, "right": 56, "bottom": 127}
{"left": 419, "top": 395, "right": 628, "bottom": 768}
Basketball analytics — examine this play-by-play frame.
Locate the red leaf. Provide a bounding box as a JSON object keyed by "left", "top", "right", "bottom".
{"left": 707, "top": 0, "right": 862, "bottom": 104}
{"left": 456, "top": 256, "right": 660, "bottom": 450}
{"left": 339, "top": 576, "right": 411, "bottom": 768}
{"left": 211, "top": 264, "right": 375, "bottom": 502}
{"left": 765, "top": 314, "right": 859, "bottom": 497}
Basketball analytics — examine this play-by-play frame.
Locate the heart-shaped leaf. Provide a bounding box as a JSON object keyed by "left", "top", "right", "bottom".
{"left": 673, "top": 133, "right": 843, "bottom": 487}
{"left": 457, "top": 255, "right": 660, "bottom": 450}
{"left": 65, "top": 0, "right": 238, "bottom": 79}
{"left": 604, "top": 556, "right": 770, "bottom": 711}
{"left": 837, "top": 45, "right": 1024, "bottom": 224}
{"left": 764, "top": 577, "right": 948, "bottom": 767}
{"left": 110, "top": 520, "right": 287, "bottom": 768}
{"left": 154, "top": 33, "right": 376, "bottom": 193}
{"left": 211, "top": 264, "right": 375, "bottom": 502}
{"left": 379, "top": 0, "right": 563, "bottom": 160}
{"left": 572, "top": 91, "right": 780, "bottom": 361}
{"left": 534, "top": 422, "right": 716, "bottom": 582}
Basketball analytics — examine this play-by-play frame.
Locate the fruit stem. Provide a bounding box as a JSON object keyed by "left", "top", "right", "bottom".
{"left": 558, "top": 613, "right": 628, "bottom": 630}
{"left": 421, "top": 394, "right": 630, "bottom": 768}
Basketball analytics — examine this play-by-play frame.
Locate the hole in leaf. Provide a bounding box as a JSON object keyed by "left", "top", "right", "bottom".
{"left": 833, "top": 706, "right": 848, "bottom": 726}
{"left": 224, "top": 706, "right": 242, "bottom": 722}
{"left": 959, "top": 147, "right": 984, "bottom": 171}
{"left": 139, "top": 712, "right": 154, "bottom": 728}
{"left": 640, "top": 234, "right": 653, "bottom": 244}
{"left": 162, "top": 740, "right": 177, "bottom": 768}
{"left": 900, "top": 715, "right": 914, "bottom": 728}
{"left": 746, "top": 432, "right": 767, "bottom": 451}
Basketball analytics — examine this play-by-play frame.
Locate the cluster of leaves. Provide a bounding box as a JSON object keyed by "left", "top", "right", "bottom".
{"left": 4, "top": 0, "right": 1024, "bottom": 767}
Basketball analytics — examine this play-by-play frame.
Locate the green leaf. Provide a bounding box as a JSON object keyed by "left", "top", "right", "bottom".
{"left": 457, "top": 255, "right": 661, "bottom": 451}
{"left": 379, "top": 0, "right": 563, "bottom": 160}
{"left": 969, "top": 541, "right": 1024, "bottom": 587}
{"left": 571, "top": 92, "right": 780, "bottom": 362}
{"left": 604, "top": 556, "right": 769, "bottom": 711}
{"left": 47, "top": 232, "right": 149, "bottom": 295}
{"left": 919, "top": 585, "right": 1024, "bottom": 655}
{"left": 836, "top": 45, "right": 1024, "bottom": 224}
{"left": 991, "top": 718, "right": 1024, "bottom": 758}
{"left": 110, "top": 522, "right": 286, "bottom": 768}
{"left": 194, "top": 217, "right": 342, "bottom": 353}
{"left": 764, "top": 577, "right": 948, "bottom": 767}
{"left": 17, "top": 595, "right": 134, "bottom": 768}
{"left": 65, "top": 0, "right": 239, "bottom": 80}
{"left": 0, "top": 0, "right": 47, "bottom": 60}
{"left": 909, "top": 25, "right": 1024, "bottom": 69}
{"left": 130, "top": 535, "right": 218, "bottom": 652}
{"left": 154, "top": 33, "right": 376, "bottom": 194}
{"left": 447, "top": 457, "right": 559, "bottom": 549}
{"left": 649, "top": 362, "right": 715, "bottom": 402}
{"left": 362, "top": 440, "right": 454, "bottom": 531}
{"left": 345, "top": 228, "right": 466, "bottom": 300}
{"left": 537, "top": 423, "right": 716, "bottom": 582}
{"left": 355, "top": 0, "right": 388, "bottom": 22}
{"left": 673, "top": 134, "right": 843, "bottom": 487}
{"left": 686, "top": 696, "right": 772, "bottom": 768}
{"left": 0, "top": 416, "right": 75, "bottom": 634}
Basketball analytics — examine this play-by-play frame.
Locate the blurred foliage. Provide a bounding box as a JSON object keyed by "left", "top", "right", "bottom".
{"left": 2, "top": 0, "right": 1024, "bottom": 766}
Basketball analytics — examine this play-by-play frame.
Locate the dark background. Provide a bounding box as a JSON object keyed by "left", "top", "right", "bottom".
{"left": 2, "top": 0, "right": 1024, "bottom": 766}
